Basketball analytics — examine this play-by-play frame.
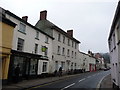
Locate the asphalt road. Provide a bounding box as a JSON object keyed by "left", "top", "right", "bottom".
{"left": 29, "top": 70, "right": 110, "bottom": 90}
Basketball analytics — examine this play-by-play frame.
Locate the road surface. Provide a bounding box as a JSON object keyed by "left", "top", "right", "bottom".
{"left": 29, "top": 70, "right": 110, "bottom": 90}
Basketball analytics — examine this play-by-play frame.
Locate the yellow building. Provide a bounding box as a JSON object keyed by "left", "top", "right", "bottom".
{"left": 0, "top": 14, "right": 16, "bottom": 84}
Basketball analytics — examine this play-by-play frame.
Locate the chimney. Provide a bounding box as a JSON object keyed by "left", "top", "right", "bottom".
{"left": 67, "top": 30, "right": 73, "bottom": 37}
{"left": 22, "top": 16, "right": 28, "bottom": 22}
{"left": 40, "top": 10, "right": 47, "bottom": 20}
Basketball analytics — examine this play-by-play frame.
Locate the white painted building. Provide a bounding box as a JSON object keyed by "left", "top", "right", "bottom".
{"left": 108, "top": 1, "right": 120, "bottom": 89}
{"left": 4, "top": 10, "right": 54, "bottom": 80}
{"left": 78, "top": 51, "right": 96, "bottom": 72}
{"left": 35, "top": 10, "right": 81, "bottom": 74}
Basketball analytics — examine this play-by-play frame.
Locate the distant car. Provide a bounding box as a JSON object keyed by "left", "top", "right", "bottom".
{"left": 104, "top": 68, "right": 110, "bottom": 71}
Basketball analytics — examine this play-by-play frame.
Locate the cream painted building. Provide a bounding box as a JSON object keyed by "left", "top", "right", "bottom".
{"left": 78, "top": 51, "right": 96, "bottom": 72}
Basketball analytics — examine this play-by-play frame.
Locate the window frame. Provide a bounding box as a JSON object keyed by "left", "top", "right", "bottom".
{"left": 35, "top": 30, "right": 39, "bottom": 40}
{"left": 42, "top": 62, "right": 47, "bottom": 72}
{"left": 18, "top": 23, "right": 26, "bottom": 34}
{"left": 17, "top": 38, "right": 24, "bottom": 51}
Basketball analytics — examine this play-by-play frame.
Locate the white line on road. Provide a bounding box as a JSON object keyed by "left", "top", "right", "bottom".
{"left": 87, "top": 76, "right": 91, "bottom": 78}
{"left": 79, "top": 78, "right": 86, "bottom": 82}
{"left": 61, "top": 83, "right": 75, "bottom": 90}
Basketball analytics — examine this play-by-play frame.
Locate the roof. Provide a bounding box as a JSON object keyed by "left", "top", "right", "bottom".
{"left": 1, "top": 16, "right": 16, "bottom": 27}
{"left": 35, "top": 19, "right": 80, "bottom": 43}
{"left": 79, "top": 51, "right": 96, "bottom": 59}
{"left": 0, "top": 7, "right": 16, "bottom": 27}
{"left": 5, "top": 10, "right": 54, "bottom": 39}
{"left": 108, "top": 1, "right": 120, "bottom": 40}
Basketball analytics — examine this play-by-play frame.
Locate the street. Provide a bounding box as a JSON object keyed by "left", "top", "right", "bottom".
{"left": 28, "top": 70, "right": 110, "bottom": 90}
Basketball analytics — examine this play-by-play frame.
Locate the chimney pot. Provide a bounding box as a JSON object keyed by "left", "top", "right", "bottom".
{"left": 67, "top": 30, "right": 73, "bottom": 37}
{"left": 40, "top": 10, "right": 47, "bottom": 20}
{"left": 22, "top": 16, "right": 28, "bottom": 22}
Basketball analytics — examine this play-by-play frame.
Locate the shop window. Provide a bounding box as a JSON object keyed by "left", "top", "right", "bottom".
{"left": 29, "top": 59, "right": 37, "bottom": 75}
{"left": 42, "top": 62, "right": 47, "bottom": 72}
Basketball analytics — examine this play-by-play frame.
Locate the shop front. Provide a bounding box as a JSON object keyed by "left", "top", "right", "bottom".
{"left": 8, "top": 50, "right": 48, "bottom": 83}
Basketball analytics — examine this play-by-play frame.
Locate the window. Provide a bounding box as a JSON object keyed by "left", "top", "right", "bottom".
{"left": 34, "top": 44, "right": 38, "bottom": 54}
{"left": 19, "top": 23, "right": 26, "bottom": 33}
{"left": 108, "top": 41, "right": 111, "bottom": 50}
{"left": 57, "top": 46, "right": 61, "bottom": 55}
{"left": 42, "top": 62, "right": 47, "bottom": 72}
{"left": 44, "top": 47, "right": 48, "bottom": 56}
{"left": 55, "top": 61, "right": 58, "bottom": 70}
{"left": 74, "top": 63, "right": 77, "bottom": 69}
{"left": 17, "top": 38, "right": 24, "bottom": 51}
{"left": 72, "top": 51, "right": 73, "bottom": 58}
{"left": 117, "top": 26, "right": 120, "bottom": 41}
{"left": 45, "top": 36, "right": 49, "bottom": 43}
{"left": 68, "top": 39, "right": 70, "bottom": 46}
{"left": 41, "top": 46, "right": 48, "bottom": 56}
{"left": 71, "top": 62, "right": 73, "bottom": 69}
{"left": 75, "top": 52, "right": 77, "bottom": 59}
{"left": 67, "top": 49, "right": 70, "bottom": 57}
{"left": 75, "top": 43, "right": 77, "bottom": 49}
{"left": 58, "top": 33, "right": 61, "bottom": 41}
{"left": 61, "top": 62, "right": 65, "bottom": 70}
{"left": 30, "top": 59, "right": 37, "bottom": 75}
{"left": 62, "top": 47, "right": 65, "bottom": 55}
{"left": 63, "top": 36, "right": 65, "bottom": 43}
{"left": 72, "top": 41, "right": 74, "bottom": 47}
{"left": 35, "top": 31, "right": 39, "bottom": 39}
{"left": 113, "top": 34, "right": 116, "bottom": 48}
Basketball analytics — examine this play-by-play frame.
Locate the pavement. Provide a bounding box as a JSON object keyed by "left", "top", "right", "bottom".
{"left": 2, "top": 74, "right": 82, "bottom": 90}
{"left": 99, "top": 74, "right": 113, "bottom": 89}
{"left": 2, "top": 71, "right": 113, "bottom": 90}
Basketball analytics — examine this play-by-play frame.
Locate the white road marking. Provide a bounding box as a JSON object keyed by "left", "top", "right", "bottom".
{"left": 87, "top": 76, "right": 91, "bottom": 78}
{"left": 61, "top": 83, "right": 75, "bottom": 90}
{"left": 79, "top": 78, "right": 86, "bottom": 82}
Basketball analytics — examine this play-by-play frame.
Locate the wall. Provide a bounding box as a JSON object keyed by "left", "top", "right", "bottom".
{"left": 5, "top": 14, "right": 53, "bottom": 75}
{"left": 0, "top": 21, "right": 14, "bottom": 81}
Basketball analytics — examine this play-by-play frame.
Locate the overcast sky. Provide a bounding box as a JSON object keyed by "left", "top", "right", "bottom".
{"left": 0, "top": 0, "right": 118, "bottom": 53}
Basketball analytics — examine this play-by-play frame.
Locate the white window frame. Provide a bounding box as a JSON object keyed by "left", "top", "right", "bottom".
{"left": 35, "top": 30, "right": 39, "bottom": 39}
{"left": 17, "top": 38, "right": 24, "bottom": 51}
{"left": 42, "top": 62, "right": 47, "bottom": 72}
{"left": 19, "top": 23, "right": 26, "bottom": 33}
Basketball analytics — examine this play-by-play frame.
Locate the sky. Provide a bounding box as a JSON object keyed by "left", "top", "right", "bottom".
{"left": 0, "top": 0, "right": 118, "bottom": 53}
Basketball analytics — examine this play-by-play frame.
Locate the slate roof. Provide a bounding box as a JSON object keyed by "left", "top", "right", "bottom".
{"left": 35, "top": 19, "right": 80, "bottom": 43}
